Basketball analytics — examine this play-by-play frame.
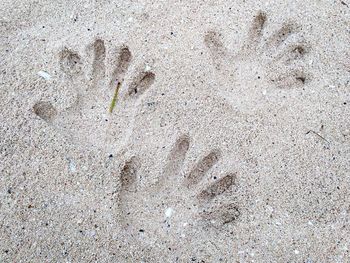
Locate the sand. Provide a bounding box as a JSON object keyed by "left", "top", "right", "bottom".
{"left": 1, "top": 0, "right": 350, "bottom": 262}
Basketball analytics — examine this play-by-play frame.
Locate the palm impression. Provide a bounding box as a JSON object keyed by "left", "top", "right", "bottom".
{"left": 204, "top": 11, "right": 311, "bottom": 112}
{"left": 33, "top": 39, "right": 155, "bottom": 151}
{"left": 117, "top": 135, "right": 240, "bottom": 238}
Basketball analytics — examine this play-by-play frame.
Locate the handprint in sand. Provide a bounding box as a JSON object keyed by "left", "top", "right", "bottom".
{"left": 117, "top": 135, "right": 240, "bottom": 239}
{"left": 33, "top": 39, "right": 155, "bottom": 151}
{"left": 204, "top": 11, "right": 311, "bottom": 112}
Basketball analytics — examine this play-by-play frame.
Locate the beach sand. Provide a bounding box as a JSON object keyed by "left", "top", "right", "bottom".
{"left": 1, "top": 0, "right": 350, "bottom": 261}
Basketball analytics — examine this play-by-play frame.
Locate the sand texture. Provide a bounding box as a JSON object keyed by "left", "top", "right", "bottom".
{"left": 1, "top": 0, "right": 350, "bottom": 262}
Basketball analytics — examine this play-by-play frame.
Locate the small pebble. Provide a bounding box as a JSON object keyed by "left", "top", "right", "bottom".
{"left": 165, "top": 207, "right": 173, "bottom": 218}
{"left": 37, "top": 71, "right": 51, "bottom": 80}
{"left": 67, "top": 158, "right": 76, "bottom": 173}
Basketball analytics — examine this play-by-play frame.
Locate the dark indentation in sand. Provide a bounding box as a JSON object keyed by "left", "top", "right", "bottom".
{"left": 201, "top": 203, "right": 240, "bottom": 225}
{"left": 128, "top": 71, "right": 155, "bottom": 98}
{"left": 293, "top": 45, "right": 307, "bottom": 57}
{"left": 91, "top": 39, "right": 106, "bottom": 82}
{"left": 186, "top": 150, "right": 221, "bottom": 187}
{"left": 110, "top": 46, "right": 132, "bottom": 87}
{"left": 120, "top": 157, "right": 139, "bottom": 192}
{"left": 198, "top": 173, "right": 236, "bottom": 201}
{"left": 59, "top": 48, "right": 82, "bottom": 75}
{"left": 247, "top": 11, "right": 267, "bottom": 44}
{"left": 296, "top": 75, "right": 306, "bottom": 84}
{"left": 204, "top": 31, "right": 226, "bottom": 57}
{"left": 163, "top": 135, "right": 190, "bottom": 180}
{"left": 33, "top": 101, "right": 57, "bottom": 122}
{"left": 265, "top": 22, "right": 296, "bottom": 49}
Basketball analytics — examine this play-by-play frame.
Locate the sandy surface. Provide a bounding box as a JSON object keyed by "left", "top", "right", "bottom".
{"left": 1, "top": 0, "right": 350, "bottom": 262}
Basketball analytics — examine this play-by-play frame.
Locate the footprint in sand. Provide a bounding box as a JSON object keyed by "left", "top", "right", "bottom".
{"left": 204, "top": 11, "right": 312, "bottom": 112}
{"left": 116, "top": 135, "right": 240, "bottom": 236}
{"left": 33, "top": 39, "right": 155, "bottom": 151}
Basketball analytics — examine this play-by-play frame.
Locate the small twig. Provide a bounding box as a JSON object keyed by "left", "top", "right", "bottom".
{"left": 109, "top": 81, "right": 121, "bottom": 113}
{"left": 341, "top": 1, "right": 349, "bottom": 7}
{"left": 306, "top": 130, "right": 330, "bottom": 144}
